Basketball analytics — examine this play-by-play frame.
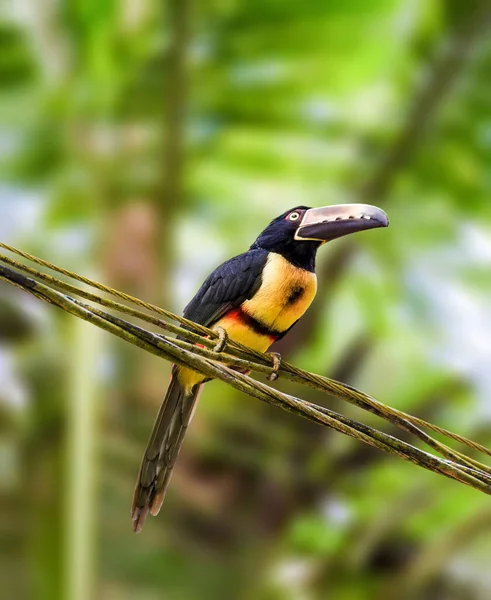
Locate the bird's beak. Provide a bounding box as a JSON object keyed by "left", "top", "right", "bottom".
{"left": 294, "top": 204, "right": 389, "bottom": 242}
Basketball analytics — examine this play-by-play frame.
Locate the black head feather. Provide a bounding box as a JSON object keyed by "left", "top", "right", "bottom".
{"left": 250, "top": 206, "right": 321, "bottom": 272}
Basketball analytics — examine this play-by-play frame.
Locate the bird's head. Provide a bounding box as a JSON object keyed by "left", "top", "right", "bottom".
{"left": 251, "top": 204, "right": 389, "bottom": 270}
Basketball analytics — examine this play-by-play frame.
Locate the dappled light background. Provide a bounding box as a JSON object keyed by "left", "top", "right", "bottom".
{"left": 1, "top": 1, "right": 491, "bottom": 599}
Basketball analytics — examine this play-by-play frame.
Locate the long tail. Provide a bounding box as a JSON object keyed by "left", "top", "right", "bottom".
{"left": 131, "top": 367, "right": 202, "bottom": 533}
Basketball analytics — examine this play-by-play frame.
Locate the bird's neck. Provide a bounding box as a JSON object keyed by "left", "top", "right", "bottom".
{"left": 251, "top": 239, "right": 319, "bottom": 272}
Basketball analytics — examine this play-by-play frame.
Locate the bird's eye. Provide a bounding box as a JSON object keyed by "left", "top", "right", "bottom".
{"left": 289, "top": 212, "right": 300, "bottom": 221}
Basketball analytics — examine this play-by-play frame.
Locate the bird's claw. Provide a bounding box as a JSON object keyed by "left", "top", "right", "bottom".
{"left": 267, "top": 352, "right": 281, "bottom": 381}
{"left": 212, "top": 326, "right": 228, "bottom": 353}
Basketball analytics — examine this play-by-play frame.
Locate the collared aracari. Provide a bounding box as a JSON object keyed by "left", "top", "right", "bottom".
{"left": 132, "top": 203, "right": 388, "bottom": 532}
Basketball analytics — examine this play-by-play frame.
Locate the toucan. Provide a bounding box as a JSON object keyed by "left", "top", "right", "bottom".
{"left": 132, "top": 203, "right": 388, "bottom": 532}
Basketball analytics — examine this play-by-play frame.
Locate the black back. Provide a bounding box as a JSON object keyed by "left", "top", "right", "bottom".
{"left": 183, "top": 249, "right": 269, "bottom": 326}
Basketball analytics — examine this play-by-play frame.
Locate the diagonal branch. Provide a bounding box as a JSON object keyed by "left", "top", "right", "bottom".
{"left": 0, "top": 246, "right": 490, "bottom": 498}
{"left": 1, "top": 241, "right": 489, "bottom": 465}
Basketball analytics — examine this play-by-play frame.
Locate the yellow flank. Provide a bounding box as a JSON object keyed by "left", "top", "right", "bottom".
{"left": 241, "top": 252, "right": 317, "bottom": 332}
{"left": 177, "top": 252, "right": 317, "bottom": 391}
{"left": 214, "top": 313, "right": 274, "bottom": 352}
{"left": 178, "top": 315, "right": 275, "bottom": 390}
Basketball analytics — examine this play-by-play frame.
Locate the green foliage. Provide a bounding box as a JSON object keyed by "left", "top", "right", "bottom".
{"left": 1, "top": 1, "right": 491, "bottom": 599}
{"left": 0, "top": 24, "right": 38, "bottom": 88}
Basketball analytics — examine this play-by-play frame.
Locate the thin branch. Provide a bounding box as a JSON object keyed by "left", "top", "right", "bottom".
{"left": 0, "top": 242, "right": 490, "bottom": 470}
{"left": 0, "top": 252, "right": 490, "bottom": 498}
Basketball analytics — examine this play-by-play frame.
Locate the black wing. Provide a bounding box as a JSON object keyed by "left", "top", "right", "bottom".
{"left": 183, "top": 248, "right": 269, "bottom": 327}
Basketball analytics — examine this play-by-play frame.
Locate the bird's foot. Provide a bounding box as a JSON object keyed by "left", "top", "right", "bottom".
{"left": 267, "top": 352, "right": 281, "bottom": 381}
{"left": 212, "top": 326, "right": 228, "bottom": 353}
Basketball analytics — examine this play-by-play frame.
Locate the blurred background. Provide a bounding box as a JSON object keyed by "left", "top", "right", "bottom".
{"left": 1, "top": 0, "right": 491, "bottom": 598}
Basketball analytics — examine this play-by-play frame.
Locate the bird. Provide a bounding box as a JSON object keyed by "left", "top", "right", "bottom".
{"left": 131, "top": 203, "right": 388, "bottom": 532}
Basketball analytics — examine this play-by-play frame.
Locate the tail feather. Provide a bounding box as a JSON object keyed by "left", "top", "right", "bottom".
{"left": 131, "top": 368, "right": 202, "bottom": 533}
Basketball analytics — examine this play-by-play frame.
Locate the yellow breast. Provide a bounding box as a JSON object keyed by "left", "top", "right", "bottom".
{"left": 241, "top": 252, "right": 317, "bottom": 333}
{"left": 178, "top": 253, "right": 317, "bottom": 391}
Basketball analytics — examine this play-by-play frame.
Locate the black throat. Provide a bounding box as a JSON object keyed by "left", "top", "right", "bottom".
{"left": 251, "top": 236, "right": 320, "bottom": 271}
